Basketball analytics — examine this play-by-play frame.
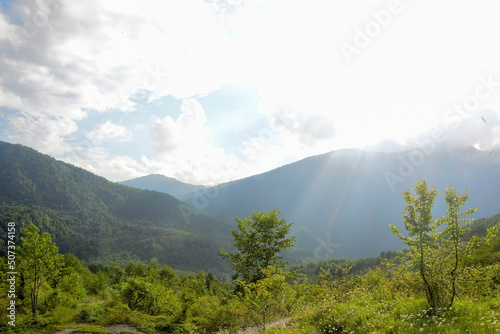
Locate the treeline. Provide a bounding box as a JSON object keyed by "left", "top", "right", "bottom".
{"left": 0, "top": 204, "right": 230, "bottom": 273}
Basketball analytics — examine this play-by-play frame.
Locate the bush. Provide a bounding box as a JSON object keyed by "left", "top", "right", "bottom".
{"left": 189, "top": 295, "right": 241, "bottom": 333}
{"left": 50, "top": 305, "right": 79, "bottom": 324}
{"left": 122, "top": 277, "right": 182, "bottom": 316}
{"left": 78, "top": 304, "right": 105, "bottom": 323}
{"left": 59, "top": 272, "right": 87, "bottom": 299}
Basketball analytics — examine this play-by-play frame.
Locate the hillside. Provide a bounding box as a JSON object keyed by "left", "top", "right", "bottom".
{"left": 178, "top": 147, "right": 500, "bottom": 260}
{"left": 0, "top": 141, "right": 232, "bottom": 273}
{"left": 120, "top": 174, "right": 207, "bottom": 200}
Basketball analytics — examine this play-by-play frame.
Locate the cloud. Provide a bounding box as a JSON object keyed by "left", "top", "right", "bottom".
{"left": 0, "top": 0, "right": 153, "bottom": 151}
{"left": 280, "top": 113, "right": 336, "bottom": 146}
{"left": 63, "top": 146, "right": 146, "bottom": 182}
{"left": 88, "top": 121, "right": 131, "bottom": 144}
{"left": 148, "top": 98, "right": 249, "bottom": 185}
{"left": 443, "top": 110, "right": 500, "bottom": 152}
{"left": 5, "top": 112, "right": 77, "bottom": 155}
{"left": 1, "top": 0, "right": 500, "bottom": 184}
{"left": 149, "top": 98, "right": 211, "bottom": 156}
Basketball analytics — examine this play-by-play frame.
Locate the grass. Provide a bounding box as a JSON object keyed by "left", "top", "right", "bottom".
{"left": 258, "top": 293, "right": 500, "bottom": 334}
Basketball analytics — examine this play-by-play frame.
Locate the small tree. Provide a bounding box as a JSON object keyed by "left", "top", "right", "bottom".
{"left": 18, "top": 224, "right": 63, "bottom": 316}
{"left": 390, "top": 181, "right": 440, "bottom": 310}
{"left": 438, "top": 184, "right": 477, "bottom": 308}
{"left": 390, "top": 181, "right": 488, "bottom": 311}
{"left": 237, "top": 266, "right": 293, "bottom": 330}
{"left": 218, "top": 209, "right": 296, "bottom": 283}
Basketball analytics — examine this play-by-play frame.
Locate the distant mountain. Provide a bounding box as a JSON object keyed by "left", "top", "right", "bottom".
{"left": 0, "top": 141, "right": 232, "bottom": 273}
{"left": 120, "top": 174, "right": 207, "bottom": 200}
{"left": 181, "top": 147, "right": 500, "bottom": 261}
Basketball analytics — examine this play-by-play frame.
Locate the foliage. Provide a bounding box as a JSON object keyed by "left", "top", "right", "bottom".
{"left": 390, "top": 181, "right": 441, "bottom": 310}
{"left": 123, "top": 278, "right": 177, "bottom": 316}
{"left": 437, "top": 184, "right": 479, "bottom": 307}
{"left": 389, "top": 181, "right": 496, "bottom": 312}
{"left": 0, "top": 219, "right": 499, "bottom": 333}
{"left": 17, "top": 224, "right": 64, "bottom": 316}
{"left": 218, "top": 209, "right": 296, "bottom": 283}
{"left": 237, "top": 266, "right": 294, "bottom": 330}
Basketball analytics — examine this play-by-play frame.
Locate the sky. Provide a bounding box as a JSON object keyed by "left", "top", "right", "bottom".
{"left": 1, "top": 0, "right": 500, "bottom": 185}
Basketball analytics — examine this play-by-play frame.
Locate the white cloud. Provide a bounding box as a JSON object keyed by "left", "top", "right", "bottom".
{"left": 1, "top": 0, "right": 500, "bottom": 183}
{"left": 149, "top": 98, "right": 212, "bottom": 155}
{"left": 147, "top": 98, "right": 250, "bottom": 185}
{"left": 64, "top": 147, "right": 146, "bottom": 182}
{"left": 5, "top": 112, "right": 77, "bottom": 155}
{"left": 89, "top": 121, "right": 131, "bottom": 144}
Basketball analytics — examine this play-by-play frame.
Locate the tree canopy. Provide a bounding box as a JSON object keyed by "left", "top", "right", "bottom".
{"left": 218, "top": 209, "right": 296, "bottom": 283}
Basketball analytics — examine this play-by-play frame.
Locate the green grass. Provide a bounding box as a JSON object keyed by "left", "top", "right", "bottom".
{"left": 268, "top": 294, "right": 500, "bottom": 334}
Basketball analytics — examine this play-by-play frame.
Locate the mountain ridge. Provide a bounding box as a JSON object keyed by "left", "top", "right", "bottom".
{"left": 4, "top": 139, "right": 499, "bottom": 268}
{"left": 120, "top": 174, "right": 208, "bottom": 200}
{"left": 178, "top": 147, "right": 500, "bottom": 260}
{"left": 0, "top": 140, "right": 232, "bottom": 273}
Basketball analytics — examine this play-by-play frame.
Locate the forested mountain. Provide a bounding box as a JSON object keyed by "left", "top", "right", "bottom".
{"left": 0, "top": 141, "right": 232, "bottom": 273}
{"left": 3, "top": 139, "right": 499, "bottom": 273}
{"left": 175, "top": 147, "right": 500, "bottom": 260}
{"left": 120, "top": 174, "right": 207, "bottom": 200}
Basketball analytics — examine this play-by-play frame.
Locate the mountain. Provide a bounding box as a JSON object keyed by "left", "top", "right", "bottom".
{"left": 120, "top": 174, "right": 207, "bottom": 200}
{"left": 0, "top": 141, "right": 232, "bottom": 273}
{"left": 179, "top": 147, "right": 500, "bottom": 260}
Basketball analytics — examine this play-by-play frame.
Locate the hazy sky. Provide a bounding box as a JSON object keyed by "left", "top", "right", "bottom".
{"left": 1, "top": 0, "right": 500, "bottom": 185}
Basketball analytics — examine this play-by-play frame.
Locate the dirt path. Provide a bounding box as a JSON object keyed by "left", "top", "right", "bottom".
{"left": 106, "top": 324, "right": 147, "bottom": 334}
{"left": 52, "top": 319, "right": 292, "bottom": 334}
{"left": 236, "top": 317, "right": 292, "bottom": 333}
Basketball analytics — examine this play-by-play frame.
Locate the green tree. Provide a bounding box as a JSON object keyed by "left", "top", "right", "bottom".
{"left": 390, "top": 181, "right": 440, "bottom": 310}
{"left": 18, "top": 224, "right": 63, "bottom": 316}
{"left": 218, "top": 209, "right": 296, "bottom": 283}
{"left": 390, "top": 181, "right": 490, "bottom": 311}
{"left": 437, "top": 184, "right": 477, "bottom": 308}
